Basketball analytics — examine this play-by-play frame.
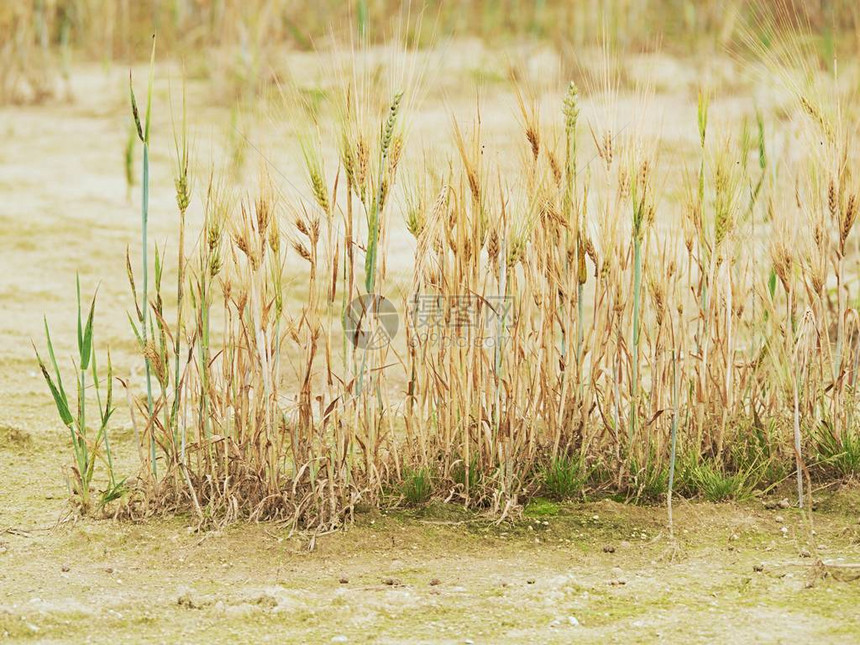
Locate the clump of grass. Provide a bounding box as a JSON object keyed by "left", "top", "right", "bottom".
{"left": 34, "top": 277, "right": 122, "bottom": 512}
{"left": 541, "top": 455, "right": 586, "bottom": 500}
{"left": 726, "top": 421, "right": 788, "bottom": 485}
{"left": 401, "top": 468, "right": 433, "bottom": 506}
{"left": 680, "top": 458, "right": 759, "bottom": 503}
{"left": 452, "top": 456, "right": 482, "bottom": 493}
{"left": 628, "top": 454, "right": 669, "bottom": 502}
{"left": 813, "top": 421, "right": 860, "bottom": 478}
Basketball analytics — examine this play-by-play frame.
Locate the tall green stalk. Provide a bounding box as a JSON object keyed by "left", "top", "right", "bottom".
{"left": 130, "top": 36, "right": 157, "bottom": 476}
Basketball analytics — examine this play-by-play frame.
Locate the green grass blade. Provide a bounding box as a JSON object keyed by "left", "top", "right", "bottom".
{"left": 127, "top": 312, "right": 143, "bottom": 346}
{"left": 43, "top": 316, "right": 68, "bottom": 402}
{"left": 80, "top": 288, "right": 97, "bottom": 371}
{"left": 34, "top": 347, "right": 74, "bottom": 428}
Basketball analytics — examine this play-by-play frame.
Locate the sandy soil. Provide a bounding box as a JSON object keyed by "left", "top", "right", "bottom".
{"left": 1, "top": 50, "right": 859, "bottom": 643}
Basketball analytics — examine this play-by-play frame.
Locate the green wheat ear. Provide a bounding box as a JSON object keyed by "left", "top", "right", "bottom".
{"left": 365, "top": 90, "right": 403, "bottom": 294}
{"left": 129, "top": 73, "right": 143, "bottom": 142}
{"left": 129, "top": 35, "right": 156, "bottom": 145}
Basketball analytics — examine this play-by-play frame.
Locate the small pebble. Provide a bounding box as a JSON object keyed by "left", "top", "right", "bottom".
{"left": 429, "top": 578, "right": 441, "bottom": 586}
